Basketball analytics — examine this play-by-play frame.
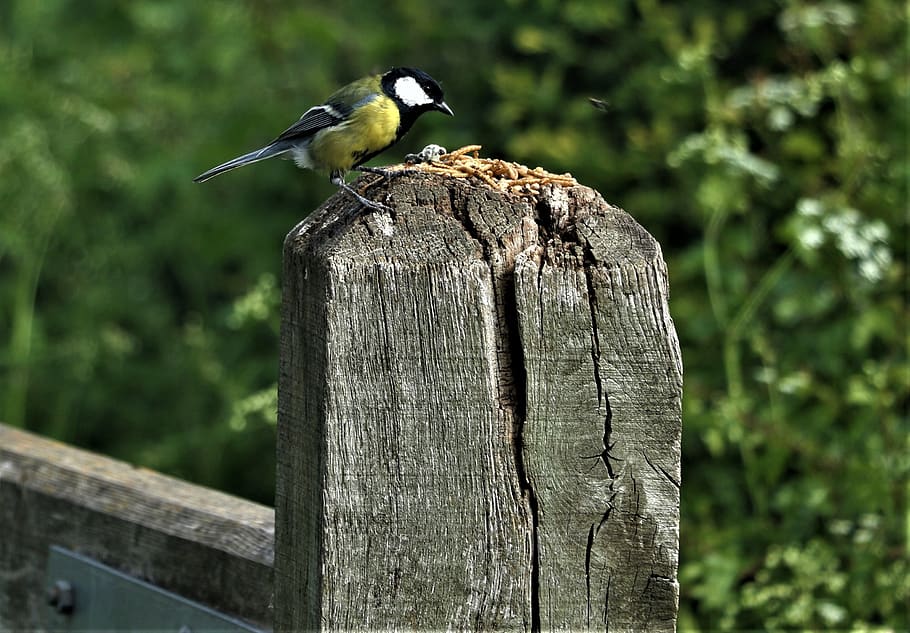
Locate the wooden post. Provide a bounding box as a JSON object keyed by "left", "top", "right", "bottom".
{"left": 276, "top": 172, "right": 682, "bottom": 631}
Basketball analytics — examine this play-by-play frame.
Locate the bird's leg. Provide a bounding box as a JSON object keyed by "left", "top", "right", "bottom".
{"left": 331, "top": 172, "right": 390, "bottom": 212}
{"left": 338, "top": 181, "right": 391, "bottom": 212}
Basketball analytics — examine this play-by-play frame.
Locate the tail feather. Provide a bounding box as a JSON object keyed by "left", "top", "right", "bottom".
{"left": 193, "top": 142, "right": 291, "bottom": 183}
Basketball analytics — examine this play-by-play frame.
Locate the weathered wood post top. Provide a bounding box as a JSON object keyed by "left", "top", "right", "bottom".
{"left": 276, "top": 148, "right": 682, "bottom": 631}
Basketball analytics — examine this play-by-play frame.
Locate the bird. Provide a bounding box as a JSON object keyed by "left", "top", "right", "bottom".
{"left": 193, "top": 67, "right": 453, "bottom": 210}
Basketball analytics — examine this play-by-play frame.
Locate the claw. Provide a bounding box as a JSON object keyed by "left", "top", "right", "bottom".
{"left": 337, "top": 181, "right": 390, "bottom": 212}
{"left": 356, "top": 165, "right": 399, "bottom": 179}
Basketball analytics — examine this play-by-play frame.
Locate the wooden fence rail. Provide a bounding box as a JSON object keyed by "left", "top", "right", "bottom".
{"left": 0, "top": 424, "right": 274, "bottom": 630}
{"left": 1, "top": 169, "right": 681, "bottom": 632}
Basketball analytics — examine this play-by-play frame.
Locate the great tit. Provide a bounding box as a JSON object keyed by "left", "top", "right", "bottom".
{"left": 193, "top": 67, "right": 453, "bottom": 209}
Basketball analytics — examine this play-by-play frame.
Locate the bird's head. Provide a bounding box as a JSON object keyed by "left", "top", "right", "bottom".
{"left": 381, "top": 67, "right": 454, "bottom": 117}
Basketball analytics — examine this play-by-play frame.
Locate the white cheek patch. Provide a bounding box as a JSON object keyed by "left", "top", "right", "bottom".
{"left": 394, "top": 76, "right": 433, "bottom": 107}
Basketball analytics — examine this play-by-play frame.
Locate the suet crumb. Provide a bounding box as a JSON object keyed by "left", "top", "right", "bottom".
{"left": 395, "top": 144, "right": 578, "bottom": 197}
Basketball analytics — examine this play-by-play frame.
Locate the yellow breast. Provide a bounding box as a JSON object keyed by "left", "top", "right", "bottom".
{"left": 309, "top": 97, "right": 400, "bottom": 173}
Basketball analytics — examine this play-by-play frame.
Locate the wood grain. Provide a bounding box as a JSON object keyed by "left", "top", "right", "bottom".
{"left": 516, "top": 186, "right": 682, "bottom": 631}
{"left": 0, "top": 423, "right": 274, "bottom": 630}
{"left": 276, "top": 172, "right": 681, "bottom": 631}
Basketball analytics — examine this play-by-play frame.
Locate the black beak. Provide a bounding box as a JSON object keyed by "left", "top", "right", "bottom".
{"left": 436, "top": 101, "right": 454, "bottom": 116}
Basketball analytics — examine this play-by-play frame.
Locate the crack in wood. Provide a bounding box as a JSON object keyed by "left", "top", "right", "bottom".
{"left": 498, "top": 272, "right": 541, "bottom": 633}
{"left": 576, "top": 225, "right": 626, "bottom": 629}
{"left": 640, "top": 449, "right": 681, "bottom": 490}
{"left": 585, "top": 490, "right": 617, "bottom": 627}
{"left": 533, "top": 190, "right": 629, "bottom": 628}
{"left": 451, "top": 190, "right": 541, "bottom": 632}
{"left": 580, "top": 248, "right": 618, "bottom": 481}
{"left": 534, "top": 194, "right": 618, "bottom": 480}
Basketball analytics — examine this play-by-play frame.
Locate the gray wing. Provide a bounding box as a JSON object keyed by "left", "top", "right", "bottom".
{"left": 273, "top": 104, "right": 348, "bottom": 143}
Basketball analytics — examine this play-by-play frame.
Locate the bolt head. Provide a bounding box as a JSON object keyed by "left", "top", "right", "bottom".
{"left": 46, "top": 579, "right": 75, "bottom": 614}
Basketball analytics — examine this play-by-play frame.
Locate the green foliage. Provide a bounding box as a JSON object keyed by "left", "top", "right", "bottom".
{"left": 1, "top": 0, "right": 906, "bottom": 629}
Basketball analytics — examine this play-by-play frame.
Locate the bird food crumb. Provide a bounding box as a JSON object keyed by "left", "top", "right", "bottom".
{"left": 399, "top": 145, "right": 578, "bottom": 196}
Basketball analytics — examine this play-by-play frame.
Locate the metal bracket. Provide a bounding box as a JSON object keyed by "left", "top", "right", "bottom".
{"left": 44, "top": 546, "right": 266, "bottom": 632}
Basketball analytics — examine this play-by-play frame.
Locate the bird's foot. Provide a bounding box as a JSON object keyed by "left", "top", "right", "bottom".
{"left": 356, "top": 165, "right": 401, "bottom": 180}
{"left": 338, "top": 181, "right": 391, "bottom": 212}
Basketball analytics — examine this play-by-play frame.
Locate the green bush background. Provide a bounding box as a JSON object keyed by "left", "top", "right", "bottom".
{"left": 1, "top": 1, "right": 906, "bottom": 629}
